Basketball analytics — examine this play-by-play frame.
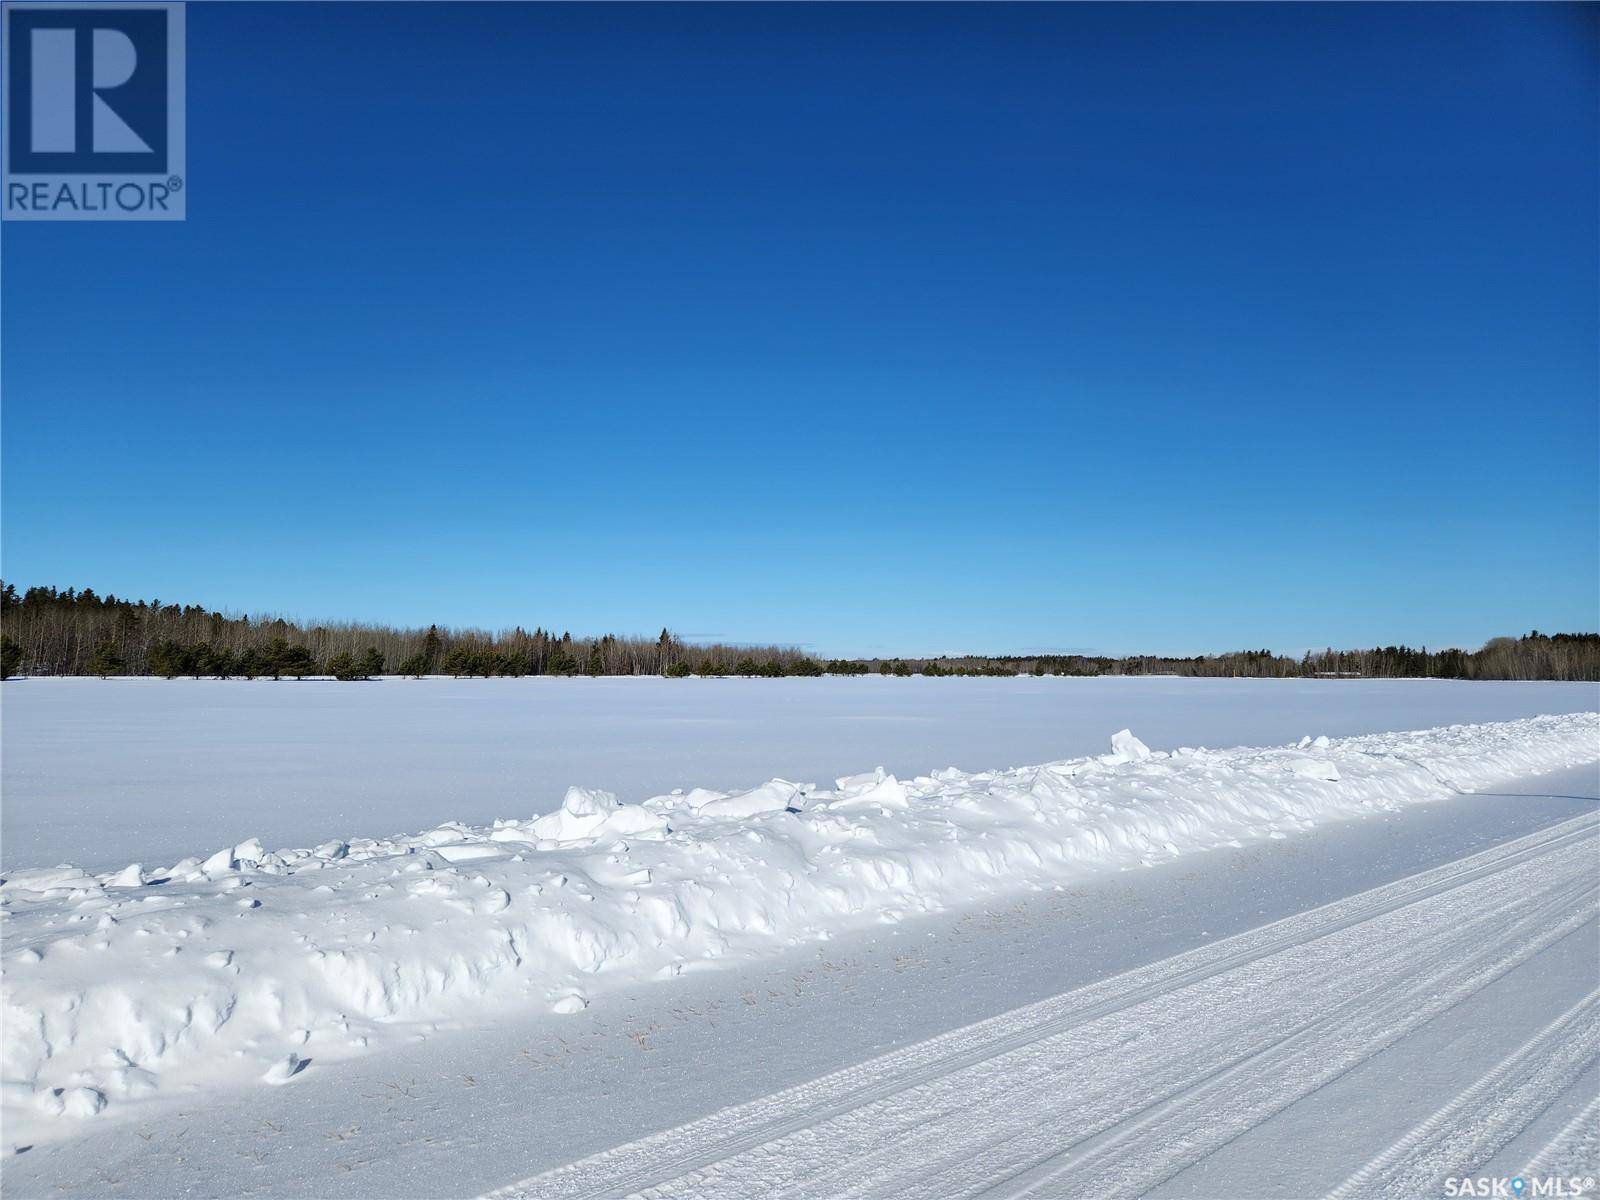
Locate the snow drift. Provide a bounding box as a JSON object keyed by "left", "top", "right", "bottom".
{"left": 3, "top": 713, "right": 1596, "bottom": 1145}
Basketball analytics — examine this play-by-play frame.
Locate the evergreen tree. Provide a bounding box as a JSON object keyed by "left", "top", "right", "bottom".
{"left": 422, "top": 625, "right": 443, "bottom": 673}
{"left": 328, "top": 651, "right": 362, "bottom": 682}
{"left": 398, "top": 652, "right": 427, "bottom": 678}
{"left": 89, "top": 639, "right": 125, "bottom": 678}
{"left": 359, "top": 647, "right": 385, "bottom": 677}
{"left": 441, "top": 647, "right": 475, "bottom": 677}
{"left": 190, "top": 643, "right": 219, "bottom": 678}
{"left": 1, "top": 635, "right": 21, "bottom": 679}
{"left": 262, "top": 636, "right": 292, "bottom": 681}
{"left": 149, "top": 638, "right": 185, "bottom": 678}
{"left": 278, "top": 644, "right": 317, "bottom": 679}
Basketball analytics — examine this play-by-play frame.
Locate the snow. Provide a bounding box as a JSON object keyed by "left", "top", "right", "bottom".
{"left": 3, "top": 763, "right": 1593, "bottom": 1199}
{"left": 4, "top": 675, "right": 1597, "bottom": 871}
{"left": 2, "top": 712, "right": 1594, "bottom": 1155}
{"left": 499, "top": 805, "right": 1600, "bottom": 1200}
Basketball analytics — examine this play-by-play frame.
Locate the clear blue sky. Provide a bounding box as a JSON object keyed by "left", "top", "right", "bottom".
{"left": 3, "top": 3, "right": 1596, "bottom": 657}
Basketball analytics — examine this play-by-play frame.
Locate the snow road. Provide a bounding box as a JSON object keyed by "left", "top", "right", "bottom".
{"left": 499, "top": 812, "right": 1600, "bottom": 1200}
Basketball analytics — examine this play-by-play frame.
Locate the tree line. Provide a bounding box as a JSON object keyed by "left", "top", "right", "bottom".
{"left": 0, "top": 584, "right": 814, "bottom": 680}
{"left": 1, "top": 583, "right": 1595, "bottom": 682}
{"left": 964, "top": 634, "right": 1599, "bottom": 682}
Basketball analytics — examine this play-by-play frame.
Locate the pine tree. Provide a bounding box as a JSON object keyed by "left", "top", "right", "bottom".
{"left": 90, "top": 639, "right": 125, "bottom": 678}
{"left": 422, "top": 625, "right": 443, "bottom": 673}
{"left": 190, "top": 643, "right": 219, "bottom": 678}
{"left": 441, "top": 647, "right": 475, "bottom": 677}
{"left": 359, "top": 647, "right": 385, "bottom": 677}
{"left": 1, "top": 635, "right": 21, "bottom": 679}
{"left": 280, "top": 644, "right": 317, "bottom": 679}
{"left": 149, "top": 639, "right": 185, "bottom": 678}
{"left": 263, "top": 636, "right": 292, "bottom": 681}
{"left": 328, "top": 651, "right": 362, "bottom": 682}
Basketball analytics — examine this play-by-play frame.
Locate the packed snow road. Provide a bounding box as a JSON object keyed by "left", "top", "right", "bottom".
{"left": 502, "top": 813, "right": 1600, "bottom": 1200}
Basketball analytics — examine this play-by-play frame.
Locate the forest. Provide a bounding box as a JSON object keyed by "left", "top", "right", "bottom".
{"left": 1, "top": 583, "right": 1596, "bottom": 681}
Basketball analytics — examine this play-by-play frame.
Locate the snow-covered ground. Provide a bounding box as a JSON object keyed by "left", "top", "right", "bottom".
{"left": 505, "top": 804, "right": 1600, "bottom": 1200}
{"left": 4, "top": 675, "right": 1597, "bottom": 870}
{"left": 3, "top": 683, "right": 1597, "bottom": 1197}
{"left": 2, "top": 758, "right": 1596, "bottom": 1198}
{"left": 3, "top": 707, "right": 1597, "bottom": 1186}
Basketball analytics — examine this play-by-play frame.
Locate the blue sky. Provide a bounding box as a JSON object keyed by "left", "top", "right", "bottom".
{"left": 3, "top": 3, "right": 1596, "bottom": 657}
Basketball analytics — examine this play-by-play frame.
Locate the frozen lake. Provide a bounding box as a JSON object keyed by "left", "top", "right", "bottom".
{"left": 3, "top": 675, "right": 1596, "bottom": 871}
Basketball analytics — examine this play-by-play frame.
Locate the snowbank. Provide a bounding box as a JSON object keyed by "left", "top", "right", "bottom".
{"left": 3, "top": 713, "right": 1595, "bottom": 1144}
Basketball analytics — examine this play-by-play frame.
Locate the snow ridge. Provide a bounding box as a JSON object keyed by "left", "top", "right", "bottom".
{"left": 2, "top": 713, "right": 1595, "bottom": 1142}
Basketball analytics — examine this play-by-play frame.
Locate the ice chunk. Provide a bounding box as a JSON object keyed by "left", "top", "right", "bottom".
{"left": 262, "top": 1054, "right": 308, "bottom": 1085}
{"left": 103, "top": 863, "right": 145, "bottom": 888}
{"left": 698, "top": 780, "right": 800, "bottom": 819}
{"left": 829, "top": 774, "right": 909, "bottom": 810}
{"left": 1110, "top": 729, "right": 1153, "bottom": 761}
{"left": 835, "top": 767, "right": 887, "bottom": 795}
{"left": 529, "top": 787, "right": 619, "bottom": 842}
{"left": 232, "top": 838, "right": 266, "bottom": 865}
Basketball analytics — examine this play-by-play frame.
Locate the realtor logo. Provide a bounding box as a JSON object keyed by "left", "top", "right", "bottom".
{"left": 3, "top": 2, "right": 185, "bottom": 219}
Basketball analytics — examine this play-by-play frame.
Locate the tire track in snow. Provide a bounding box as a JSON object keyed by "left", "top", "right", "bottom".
{"left": 487, "top": 812, "right": 1599, "bottom": 1200}
{"left": 979, "top": 893, "right": 1597, "bottom": 1200}
{"left": 1523, "top": 1092, "right": 1600, "bottom": 1181}
{"left": 1324, "top": 989, "right": 1599, "bottom": 1199}
{"left": 782, "top": 852, "right": 1597, "bottom": 1200}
